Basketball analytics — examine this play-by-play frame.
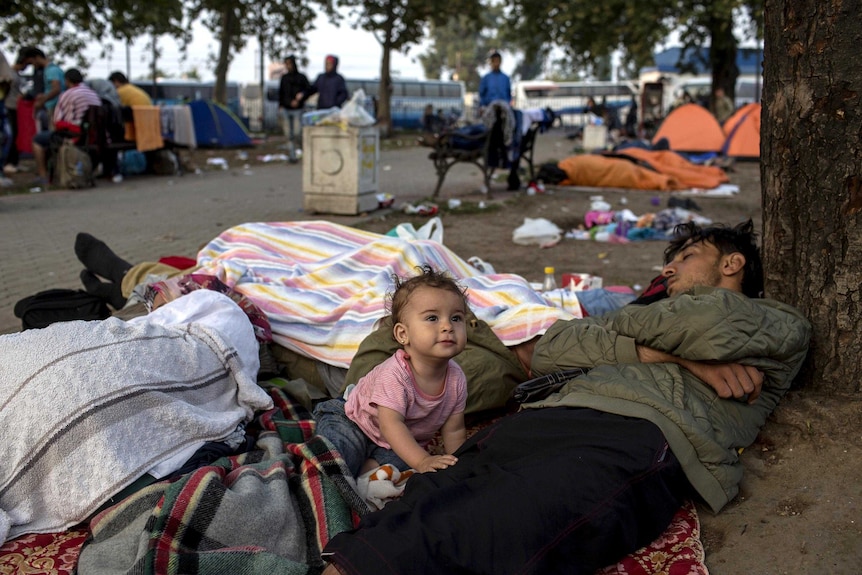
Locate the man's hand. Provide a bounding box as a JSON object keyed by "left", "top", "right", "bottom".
{"left": 681, "top": 361, "right": 764, "bottom": 403}
{"left": 637, "top": 345, "right": 764, "bottom": 403}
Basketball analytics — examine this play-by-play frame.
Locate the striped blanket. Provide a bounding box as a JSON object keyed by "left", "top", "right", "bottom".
{"left": 76, "top": 384, "right": 368, "bottom": 575}
{"left": 193, "top": 221, "right": 578, "bottom": 368}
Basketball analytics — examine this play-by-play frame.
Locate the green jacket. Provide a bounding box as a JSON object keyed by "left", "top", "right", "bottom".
{"left": 344, "top": 311, "right": 528, "bottom": 414}
{"left": 527, "top": 287, "right": 811, "bottom": 513}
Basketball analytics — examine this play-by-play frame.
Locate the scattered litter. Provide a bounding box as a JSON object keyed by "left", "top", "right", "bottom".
{"left": 236, "top": 151, "right": 248, "bottom": 161}
{"left": 376, "top": 193, "right": 394, "bottom": 208}
{"left": 633, "top": 283, "right": 643, "bottom": 292}
{"left": 112, "top": 174, "right": 124, "bottom": 183}
{"left": 619, "top": 197, "right": 628, "bottom": 205}
{"left": 29, "top": 187, "right": 43, "bottom": 193}
{"left": 402, "top": 203, "right": 439, "bottom": 216}
{"left": 478, "top": 201, "right": 486, "bottom": 209}
{"left": 207, "top": 157, "right": 229, "bottom": 169}
{"left": 512, "top": 218, "right": 563, "bottom": 247}
{"left": 468, "top": 256, "right": 496, "bottom": 274}
{"left": 447, "top": 199, "right": 462, "bottom": 209}
{"left": 526, "top": 180, "right": 546, "bottom": 195}
{"left": 383, "top": 165, "right": 392, "bottom": 171}
{"left": 589, "top": 196, "right": 612, "bottom": 211}
{"left": 257, "top": 154, "right": 290, "bottom": 163}
{"left": 194, "top": 168, "right": 203, "bottom": 175}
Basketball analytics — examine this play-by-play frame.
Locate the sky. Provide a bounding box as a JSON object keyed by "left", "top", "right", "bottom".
{"left": 80, "top": 12, "right": 435, "bottom": 85}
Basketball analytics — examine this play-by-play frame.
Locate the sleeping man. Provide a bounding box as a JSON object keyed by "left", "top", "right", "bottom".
{"left": 321, "top": 220, "right": 812, "bottom": 575}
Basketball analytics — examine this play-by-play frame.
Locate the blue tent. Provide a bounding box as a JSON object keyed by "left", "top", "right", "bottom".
{"left": 188, "top": 100, "right": 252, "bottom": 148}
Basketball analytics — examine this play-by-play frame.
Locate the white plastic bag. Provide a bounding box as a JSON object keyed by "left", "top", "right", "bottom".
{"left": 512, "top": 218, "right": 562, "bottom": 247}
{"left": 322, "top": 89, "right": 375, "bottom": 127}
{"left": 388, "top": 216, "right": 444, "bottom": 243}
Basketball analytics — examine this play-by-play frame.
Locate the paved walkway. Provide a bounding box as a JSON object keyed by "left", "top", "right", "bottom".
{"left": 0, "top": 131, "right": 567, "bottom": 334}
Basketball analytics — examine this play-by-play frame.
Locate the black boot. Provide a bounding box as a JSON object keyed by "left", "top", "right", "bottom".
{"left": 74, "top": 233, "right": 133, "bottom": 284}
{"left": 80, "top": 269, "right": 128, "bottom": 310}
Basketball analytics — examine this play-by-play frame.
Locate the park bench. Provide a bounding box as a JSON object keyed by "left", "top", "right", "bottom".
{"left": 422, "top": 108, "right": 542, "bottom": 198}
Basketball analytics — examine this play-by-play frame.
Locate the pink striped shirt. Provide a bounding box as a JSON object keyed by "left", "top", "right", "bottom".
{"left": 346, "top": 349, "right": 467, "bottom": 449}
{"left": 53, "top": 84, "right": 102, "bottom": 127}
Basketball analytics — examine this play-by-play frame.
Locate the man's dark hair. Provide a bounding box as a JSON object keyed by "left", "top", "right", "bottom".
{"left": 664, "top": 219, "right": 764, "bottom": 298}
{"left": 108, "top": 71, "right": 129, "bottom": 85}
{"left": 388, "top": 265, "right": 468, "bottom": 325}
{"left": 64, "top": 68, "right": 84, "bottom": 85}
{"left": 19, "top": 47, "right": 45, "bottom": 61}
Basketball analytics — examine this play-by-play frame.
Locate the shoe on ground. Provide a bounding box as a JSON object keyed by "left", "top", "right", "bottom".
{"left": 3, "top": 165, "right": 18, "bottom": 175}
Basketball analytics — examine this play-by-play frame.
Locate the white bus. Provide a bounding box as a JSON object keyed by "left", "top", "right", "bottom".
{"left": 513, "top": 80, "right": 639, "bottom": 127}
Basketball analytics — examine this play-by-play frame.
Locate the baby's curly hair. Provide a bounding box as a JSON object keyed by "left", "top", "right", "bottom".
{"left": 388, "top": 265, "right": 469, "bottom": 324}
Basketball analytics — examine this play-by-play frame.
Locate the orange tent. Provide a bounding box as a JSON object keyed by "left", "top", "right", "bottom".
{"left": 651, "top": 103, "right": 726, "bottom": 153}
{"left": 722, "top": 102, "right": 761, "bottom": 158}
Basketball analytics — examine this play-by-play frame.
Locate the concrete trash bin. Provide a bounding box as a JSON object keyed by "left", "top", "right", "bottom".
{"left": 302, "top": 125, "right": 380, "bottom": 215}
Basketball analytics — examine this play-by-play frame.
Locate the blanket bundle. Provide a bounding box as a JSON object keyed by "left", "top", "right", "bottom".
{"left": 76, "top": 384, "right": 368, "bottom": 574}
{"left": 0, "top": 291, "right": 273, "bottom": 543}
{"left": 194, "top": 220, "right": 576, "bottom": 367}
{"left": 557, "top": 148, "right": 729, "bottom": 191}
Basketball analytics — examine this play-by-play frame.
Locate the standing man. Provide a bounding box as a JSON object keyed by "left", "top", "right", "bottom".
{"left": 711, "top": 86, "right": 734, "bottom": 124}
{"left": 294, "top": 55, "right": 348, "bottom": 111}
{"left": 278, "top": 55, "right": 310, "bottom": 162}
{"left": 478, "top": 50, "right": 511, "bottom": 109}
{"left": 18, "top": 47, "right": 64, "bottom": 130}
{"left": 30, "top": 68, "right": 100, "bottom": 186}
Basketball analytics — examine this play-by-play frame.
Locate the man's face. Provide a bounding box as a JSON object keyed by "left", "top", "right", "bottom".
{"left": 324, "top": 59, "right": 335, "bottom": 73}
{"left": 285, "top": 60, "right": 296, "bottom": 73}
{"left": 489, "top": 55, "right": 501, "bottom": 71}
{"left": 662, "top": 240, "right": 725, "bottom": 296}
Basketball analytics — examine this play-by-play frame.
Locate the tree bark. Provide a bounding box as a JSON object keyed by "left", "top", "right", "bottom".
{"left": 214, "top": 5, "right": 236, "bottom": 104}
{"left": 377, "top": 20, "right": 394, "bottom": 138}
{"left": 761, "top": 0, "right": 862, "bottom": 392}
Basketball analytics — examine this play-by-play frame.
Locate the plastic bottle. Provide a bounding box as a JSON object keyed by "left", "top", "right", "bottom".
{"left": 542, "top": 266, "right": 557, "bottom": 292}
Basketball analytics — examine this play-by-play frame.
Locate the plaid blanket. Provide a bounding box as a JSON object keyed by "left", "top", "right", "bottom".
{"left": 76, "top": 384, "right": 369, "bottom": 575}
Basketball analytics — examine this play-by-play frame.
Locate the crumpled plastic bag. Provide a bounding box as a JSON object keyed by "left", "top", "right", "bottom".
{"left": 512, "top": 217, "right": 563, "bottom": 247}
{"left": 318, "top": 89, "right": 376, "bottom": 128}
{"left": 386, "top": 216, "right": 444, "bottom": 243}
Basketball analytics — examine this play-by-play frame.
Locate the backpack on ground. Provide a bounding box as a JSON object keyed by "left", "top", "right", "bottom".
{"left": 55, "top": 139, "right": 95, "bottom": 189}
{"left": 13, "top": 288, "right": 111, "bottom": 330}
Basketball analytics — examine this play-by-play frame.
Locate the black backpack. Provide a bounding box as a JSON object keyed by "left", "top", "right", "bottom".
{"left": 13, "top": 289, "right": 111, "bottom": 330}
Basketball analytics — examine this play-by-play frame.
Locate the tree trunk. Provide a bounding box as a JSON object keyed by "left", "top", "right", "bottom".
{"left": 214, "top": 5, "right": 236, "bottom": 104}
{"left": 377, "top": 32, "right": 394, "bottom": 138}
{"left": 708, "top": 12, "right": 739, "bottom": 102}
{"left": 761, "top": 0, "right": 862, "bottom": 392}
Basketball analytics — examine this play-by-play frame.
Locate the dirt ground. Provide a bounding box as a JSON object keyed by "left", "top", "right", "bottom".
{"left": 354, "top": 161, "right": 862, "bottom": 574}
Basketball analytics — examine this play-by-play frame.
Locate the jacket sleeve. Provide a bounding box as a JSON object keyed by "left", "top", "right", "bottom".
{"left": 586, "top": 288, "right": 811, "bottom": 393}
{"left": 532, "top": 288, "right": 811, "bottom": 393}
{"left": 531, "top": 312, "right": 641, "bottom": 376}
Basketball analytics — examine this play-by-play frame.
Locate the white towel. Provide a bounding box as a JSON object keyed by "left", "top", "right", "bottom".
{"left": 0, "top": 290, "right": 273, "bottom": 543}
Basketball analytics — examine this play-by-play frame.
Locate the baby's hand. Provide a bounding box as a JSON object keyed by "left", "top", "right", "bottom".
{"left": 415, "top": 454, "right": 458, "bottom": 473}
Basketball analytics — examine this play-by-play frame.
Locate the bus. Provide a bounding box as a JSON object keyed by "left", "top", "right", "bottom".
{"left": 513, "top": 80, "right": 639, "bottom": 127}
{"left": 257, "top": 78, "right": 466, "bottom": 132}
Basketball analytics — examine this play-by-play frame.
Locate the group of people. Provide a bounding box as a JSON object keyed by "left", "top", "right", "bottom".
{"left": 277, "top": 53, "right": 349, "bottom": 162}
{"left": 13, "top": 218, "right": 810, "bottom": 574}
{"left": 1, "top": 45, "right": 156, "bottom": 187}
